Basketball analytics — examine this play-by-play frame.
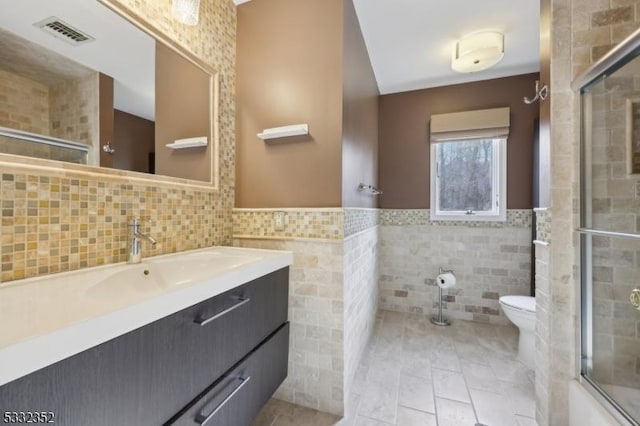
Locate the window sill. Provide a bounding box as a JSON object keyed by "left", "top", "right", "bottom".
{"left": 430, "top": 212, "right": 507, "bottom": 222}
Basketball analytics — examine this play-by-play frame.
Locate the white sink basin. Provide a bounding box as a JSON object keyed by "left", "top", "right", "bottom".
{"left": 85, "top": 264, "right": 162, "bottom": 299}
{"left": 0, "top": 246, "right": 293, "bottom": 387}
{"left": 147, "top": 250, "right": 263, "bottom": 288}
{"left": 84, "top": 248, "right": 267, "bottom": 298}
{"left": 84, "top": 250, "right": 262, "bottom": 297}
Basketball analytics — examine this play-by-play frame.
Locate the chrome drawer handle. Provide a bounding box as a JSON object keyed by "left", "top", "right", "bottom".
{"left": 193, "top": 297, "right": 251, "bottom": 326}
{"left": 195, "top": 376, "right": 251, "bottom": 425}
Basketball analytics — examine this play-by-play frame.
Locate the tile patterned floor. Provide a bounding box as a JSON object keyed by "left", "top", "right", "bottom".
{"left": 253, "top": 310, "right": 537, "bottom": 426}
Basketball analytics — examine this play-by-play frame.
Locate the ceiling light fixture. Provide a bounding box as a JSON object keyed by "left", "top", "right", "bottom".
{"left": 451, "top": 31, "right": 504, "bottom": 73}
{"left": 171, "top": 0, "right": 201, "bottom": 26}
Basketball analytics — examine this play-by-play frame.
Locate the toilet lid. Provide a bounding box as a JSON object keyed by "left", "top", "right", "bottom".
{"left": 499, "top": 295, "right": 536, "bottom": 313}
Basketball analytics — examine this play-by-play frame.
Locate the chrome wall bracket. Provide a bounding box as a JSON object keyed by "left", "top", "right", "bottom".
{"left": 102, "top": 141, "right": 116, "bottom": 154}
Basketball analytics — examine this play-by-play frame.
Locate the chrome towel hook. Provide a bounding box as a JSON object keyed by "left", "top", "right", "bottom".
{"left": 523, "top": 80, "right": 548, "bottom": 104}
{"left": 357, "top": 183, "right": 383, "bottom": 195}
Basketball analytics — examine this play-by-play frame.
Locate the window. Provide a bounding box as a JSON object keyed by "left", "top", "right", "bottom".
{"left": 430, "top": 137, "right": 506, "bottom": 221}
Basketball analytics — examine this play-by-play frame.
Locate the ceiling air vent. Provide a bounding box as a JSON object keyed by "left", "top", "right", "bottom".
{"left": 34, "top": 17, "right": 95, "bottom": 46}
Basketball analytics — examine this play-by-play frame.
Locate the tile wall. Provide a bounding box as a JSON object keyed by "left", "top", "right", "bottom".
{"left": 232, "top": 209, "right": 344, "bottom": 240}
{"left": 233, "top": 208, "right": 380, "bottom": 416}
{"left": 533, "top": 209, "right": 551, "bottom": 425}
{"left": 233, "top": 236, "right": 346, "bottom": 415}
{"left": 344, "top": 208, "right": 380, "bottom": 237}
{"left": 540, "top": 0, "right": 576, "bottom": 423}
{"left": 0, "top": 0, "right": 237, "bottom": 284}
{"left": 49, "top": 74, "right": 99, "bottom": 164}
{"left": 234, "top": 207, "right": 535, "bottom": 414}
{"left": 343, "top": 224, "right": 379, "bottom": 399}
{"left": 540, "top": 0, "right": 640, "bottom": 424}
{"left": 0, "top": 69, "right": 98, "bottom": 164}
{"left": 0, "top": 69, "right": 50, "bottom": 135}
{"left": 590, "top": 235, "right": 640, "bottom": 389}
{"left": 232, "top": 208, "right": 381, "bottom": 240}
{"left": 379, "top": 210, "right": 532, "bottom": 325}
{"left": 0, "top": 172, "right": 226, "bottom": 282}
{"left": 572, "top": 0, "right": 640, "bottom": 76}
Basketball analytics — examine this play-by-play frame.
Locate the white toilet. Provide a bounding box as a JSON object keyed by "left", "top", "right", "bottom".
{"left": 499, "top": 295, "right": 536, "bottom": 369}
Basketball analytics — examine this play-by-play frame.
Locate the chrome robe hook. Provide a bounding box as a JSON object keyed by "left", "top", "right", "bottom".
{"left": 523, "top": 80, "right": 548, "bottom": 104}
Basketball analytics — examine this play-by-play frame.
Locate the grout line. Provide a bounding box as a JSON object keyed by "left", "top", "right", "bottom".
{"left": 355, "top": 414, "right": 394, "bottom": 425}
{"left": 428, "top": 364, "right": 441, "bottom": 425}
{"left": 453, "top": 332, "right": 481, "bottom": 425}
{"left": 412, "top": 311, "right": 442, "bottom": 426}
{"left": 434, "top": 395, "right": 479, "bottom": 405}
{"left": 397, "top": 403, "right": 437, "bottom": 416}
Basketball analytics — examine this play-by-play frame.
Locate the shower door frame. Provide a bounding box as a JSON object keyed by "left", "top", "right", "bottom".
{"left": 573, "top": 26, "right": 640, "bottom": 426}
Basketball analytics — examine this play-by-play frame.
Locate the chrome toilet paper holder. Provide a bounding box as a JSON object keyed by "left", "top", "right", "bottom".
{"left": 431, "top": 267, "right": 454, "bottom": 326}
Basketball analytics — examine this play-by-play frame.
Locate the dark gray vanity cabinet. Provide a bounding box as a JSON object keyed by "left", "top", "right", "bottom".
{"left": 0, "top": 268, "right": 289, "bottom": 426}
{"left": 170, "top": 323, "right": 289, "bottom": 426}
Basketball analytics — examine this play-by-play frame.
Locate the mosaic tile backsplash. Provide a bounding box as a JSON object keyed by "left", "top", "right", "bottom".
{"left": 0, "top": 0, "right": 236, "bottom": 283}
{"left": 233, "top": 209, "right": 345, "bottom": 240}
{"left": 0, "top": 172, "right": 230, "bottom": 283}
{"left": 380, "top": 209, "right": 533, "bottom": 228}
{"left": 233, "top": 209, "right": 532, "bottom": 242}
{"left": 344, "top": 208, "right": 379, "bottom": 237}
{"left": 233, "top": 208, "right": 382, "bottom": 240}
{"left": 535, "top": 208, "right": 551, "bottom": 244}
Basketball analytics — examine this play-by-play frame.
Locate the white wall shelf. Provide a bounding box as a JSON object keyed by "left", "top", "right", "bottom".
{"left": 257, "top": 124, "right": 308, "bottom": 140}
{"left": 165, "top": 136, "right": 208, "bottom": 149}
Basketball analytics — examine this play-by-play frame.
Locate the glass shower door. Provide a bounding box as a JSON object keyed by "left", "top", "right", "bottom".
{"left": 578, "top": 33, "right": 640, "bottom": 425}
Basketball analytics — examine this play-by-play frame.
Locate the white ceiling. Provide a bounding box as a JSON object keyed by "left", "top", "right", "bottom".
{"left": 2, "top": 0, "right": 541, "bottom": 119}
{"left": 0, "top": 0, "right": 155, "bottom": 120}
{"left": 234, "top": 0, "right": 540, "bottom": 94}
{"left": 352, "top": 0, "right": 540, "bottom": 94}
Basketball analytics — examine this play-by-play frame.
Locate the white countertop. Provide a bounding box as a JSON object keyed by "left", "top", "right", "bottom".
{"left": 0, "top": 246, "right": 293, "bottom": 387}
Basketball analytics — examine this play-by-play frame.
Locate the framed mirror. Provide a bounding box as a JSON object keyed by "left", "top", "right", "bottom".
{"left": 0, "top": 0, "right": 219, "bottom": 187}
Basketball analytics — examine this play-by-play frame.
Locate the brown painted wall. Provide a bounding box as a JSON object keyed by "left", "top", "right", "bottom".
{"left": 379, "top": 73, "right": 540, "bottom": 209}
{"left": 236, "top": 0, "right": 344, "bottom": 208}
{"left": 341, "top": 0, "right": 379, "bottom": 208}
{"left": 113, "top": 109, "right": 154, "bottom": 173}
{"left": 99, "top": 73, "right": 114, "bottom": 169}
{"left": 155, "top": 42, "right": 210, "bottom": 182}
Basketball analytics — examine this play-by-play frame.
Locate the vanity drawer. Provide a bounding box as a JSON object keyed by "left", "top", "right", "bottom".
{"left": 138, "top": 267, "right": 289, "bottom": 422}
{"left": 169, "top": 322, "right": 289, "bottom": 426}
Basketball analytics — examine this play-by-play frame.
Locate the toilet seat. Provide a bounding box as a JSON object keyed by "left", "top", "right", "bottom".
{"left": 499, "top": 295, "right": 536, "bottom": 313}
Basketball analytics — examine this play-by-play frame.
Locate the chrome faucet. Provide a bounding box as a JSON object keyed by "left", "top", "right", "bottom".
{"left": 127, "top": 218, "right": 157, "bottom": 264}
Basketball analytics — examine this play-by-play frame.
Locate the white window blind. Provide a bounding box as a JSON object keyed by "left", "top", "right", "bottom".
{"left": 430, "top": 107, "right": 510, "bottom": 142}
